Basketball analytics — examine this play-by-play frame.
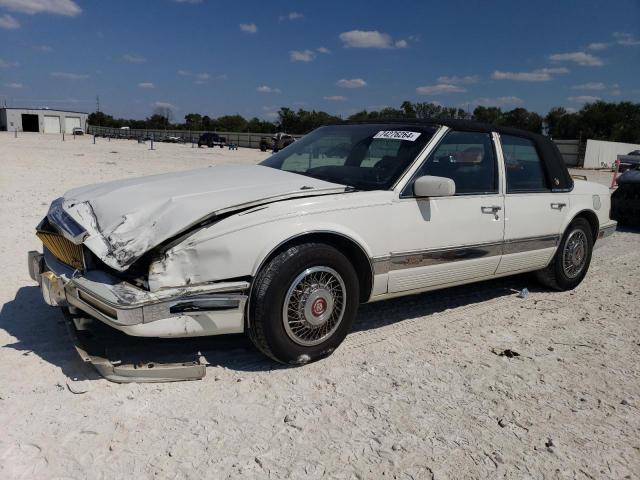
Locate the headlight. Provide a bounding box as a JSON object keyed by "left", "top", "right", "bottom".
{"left": 46, "top": 197, "right": 87, "bottom": 244}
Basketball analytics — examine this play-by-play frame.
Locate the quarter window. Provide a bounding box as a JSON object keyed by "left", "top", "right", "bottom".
{"left": 410, "top": 130, "right": 498, "bottom": 195}
{"left": 501, "top": 135, "right": 548, "bottom": 192}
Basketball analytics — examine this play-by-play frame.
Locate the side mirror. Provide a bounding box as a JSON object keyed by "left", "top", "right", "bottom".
{"left": 413, "top": 175, "right": 456, "bottom": 197}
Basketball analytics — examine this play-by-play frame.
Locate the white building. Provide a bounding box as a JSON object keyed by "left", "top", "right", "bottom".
{"left": 0, "top": 107, "right": 88, "bottom": 134}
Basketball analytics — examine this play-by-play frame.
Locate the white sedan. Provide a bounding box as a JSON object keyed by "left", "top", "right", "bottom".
{"left": 29, "top": 120, "right": 616, "bottom": 365}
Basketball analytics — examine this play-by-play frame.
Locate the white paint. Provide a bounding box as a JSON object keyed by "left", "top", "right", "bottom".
{"left": 374, "top": 130, "right": 421, "bottom": 141}
{"left": 40, "top": 124, "right": 614, "bottom": 338}
{"left": 584, "top": 139, "right": 640, "bottom": 168}
{"left": 62, "top": 164, "right": 345, "bottom": 271}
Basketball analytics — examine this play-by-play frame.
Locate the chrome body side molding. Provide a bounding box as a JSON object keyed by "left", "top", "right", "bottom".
{"left": 372, "top": 234, "right": 561, "bottom": 274}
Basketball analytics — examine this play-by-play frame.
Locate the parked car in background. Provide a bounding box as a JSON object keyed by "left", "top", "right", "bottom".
{"left": 259, "top": 136, "right": 272, "bottom": 152}
{"left": 260, "top": 134, "right": 296, "bottom": 152}
{"left": 272, "top": 133, "right": 295, "bottom": 153}
{"left": 198, "top": 132, "right": 227, "bottom": 148}
{"left": 28, "top": 120, "right": 615, "bottom": 366}
{"left": 617, "top": 150, "right": 640, "bottom": 172}
{"left": 72, "top": 127, "right": 84, "bottom": 135}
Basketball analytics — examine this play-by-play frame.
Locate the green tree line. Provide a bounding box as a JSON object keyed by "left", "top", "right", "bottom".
{"left": 88, "top": 100, "right": 640, "bottom": 143}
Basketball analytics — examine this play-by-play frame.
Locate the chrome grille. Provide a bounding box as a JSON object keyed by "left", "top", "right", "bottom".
{"left": 37, "top": 231, "right": 84, "bottom": 270}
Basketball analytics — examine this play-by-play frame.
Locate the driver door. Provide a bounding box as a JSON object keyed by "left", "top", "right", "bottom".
{"left": 388, "top": 130, "right": 505, "bottom": 293}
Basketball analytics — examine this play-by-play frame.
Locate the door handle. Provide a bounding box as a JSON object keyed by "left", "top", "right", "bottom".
{"left": 550, "top": 202, "right": 567, "bottom": 210}
{"left": 481, "top": 205, "right": 502, "bottom": 214}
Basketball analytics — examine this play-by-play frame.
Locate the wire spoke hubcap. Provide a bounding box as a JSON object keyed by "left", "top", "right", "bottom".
{"left": 562, "top": 229, "right": 588, "bottom": 278}
{"left": 283, "top": 266, "right": 346, "bottom": 347}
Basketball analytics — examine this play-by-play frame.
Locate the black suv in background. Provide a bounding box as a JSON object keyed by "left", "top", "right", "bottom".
{"left": 198, "top": 132, "right": 227, "bottom": 148}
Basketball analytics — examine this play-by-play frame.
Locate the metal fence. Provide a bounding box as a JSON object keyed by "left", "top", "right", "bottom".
{"left": 87, "top": 125, "right": 586, "bottom": 165}
{"left": 86, "top": 125, "right": 303, "bottom": 149}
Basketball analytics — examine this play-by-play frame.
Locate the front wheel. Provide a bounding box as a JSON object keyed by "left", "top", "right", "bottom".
{"left": 247, "top": 243, "right": 360, "bottom": 364}
{"left": 535, "top": 218, "right": 593, "bottom": 291}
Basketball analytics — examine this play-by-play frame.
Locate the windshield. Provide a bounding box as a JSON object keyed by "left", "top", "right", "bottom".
{"left": 260, "top": 124, "right": 437, "bottom": 190}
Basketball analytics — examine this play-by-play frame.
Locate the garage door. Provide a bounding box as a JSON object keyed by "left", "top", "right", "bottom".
{"left": 43, "top": 115, "right": 61, "bottom": 134}
{"left": 65, "top": 116, "right": 81, "bottom": 133}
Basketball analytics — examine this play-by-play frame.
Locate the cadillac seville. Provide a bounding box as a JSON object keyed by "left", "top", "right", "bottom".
{"left": 28, "top": 120, "right": 616, "bottom": 365}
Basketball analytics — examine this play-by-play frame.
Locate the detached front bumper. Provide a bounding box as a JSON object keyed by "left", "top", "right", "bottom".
{"left": 28, "top": 249, "right": 248, "bottom": 338}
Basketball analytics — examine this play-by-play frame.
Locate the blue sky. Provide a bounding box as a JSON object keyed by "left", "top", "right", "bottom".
{"left": 1, "top": 0, "right": 639, "bottom": 121}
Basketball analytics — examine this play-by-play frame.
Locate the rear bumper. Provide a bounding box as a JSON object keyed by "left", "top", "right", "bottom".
{"left": 28, "top": 249, "right": 248, "bottom": 337}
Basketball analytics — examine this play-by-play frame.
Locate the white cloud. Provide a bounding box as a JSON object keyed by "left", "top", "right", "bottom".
{"left": 416, "top": 84, "right": 467, "bottom": 95}
{"left": 5, "top": 82, "right": 23, "bottom": 88}
{"left": 194, "top": 72, "right": 210, "bottom": 83}
{"left": 33, "top": 44, "right": 52, "bottom": 51}
{"left": 437, "top": 75, "right": 479, "bottom": 85}
{"left": 568, "top": 95, "right": 600, "bottom": 103}
{"left": 492, "top": 67, "right": 568, "bottom": 81}
{"left": 614, "top": 32, "right": 640, "bottom": 46}
{"left": 123, "top": 53, "right": 146, "bottom": 63}
{"left": 279, "top": 11, "right": 303, "bottom": 21}
{"left": 239, "top": 23, "right": 257, "bottom": 34}
{"left": 0, "top": 13, "right": 20, "bottom": 29}
{"left": 339, "top": 30, "right": 407, "bottom": 49}
{"left": 290, "top": 49, "right": 315, "bottom": 62}
{"left": 138, "top": 82, "right": 155, "bottom": 89}
{"left": 257, "top": 85, "right": 280, "bottom": 93}
{"left": 571, "top": 82, "right": 606, "bottom": 91}
{"left": 177, "top": 69, "right": 191, "bottom": 76}
{"left": 336, "top": 78, "right": 367, "bottom": 88}
{"left": 324, "top": 95, "right": 347, "bottom": 101}
{"left": 50, "top": 71, "right": 88, "bottom": 80}
{"left": 549, "top": 51, "right": 603, "bottom": 66}
{"left": 0, "top": 58, "right": 18, "bottom": 68}
{"left": 587, "top": 42, "right": 608, "bottom": 51}
{"left": 173, "top": 0, "right": 202, "bottom": 3}
{"left": 472, "top": 96, "right": 523, "bottom": 107}
{"left": 0, "top": 0, "right": 81, "bottom": 16}
{"left": 152, "top": 101, "right": 176, "bottom": 109}
{"left": 316, "top": 47, "right": 330, "bottom": 54}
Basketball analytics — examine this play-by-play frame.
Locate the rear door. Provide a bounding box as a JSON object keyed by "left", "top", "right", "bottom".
{"left": 497, "top": 134, "right": 569, "bottom": 274}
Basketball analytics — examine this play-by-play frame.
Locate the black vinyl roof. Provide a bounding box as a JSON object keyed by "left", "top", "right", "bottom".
{"left": 342, "top": 118, "right": 574, "bottom": 192}
{"left": 344, "top": 118, "right": 542, "bottom": 140}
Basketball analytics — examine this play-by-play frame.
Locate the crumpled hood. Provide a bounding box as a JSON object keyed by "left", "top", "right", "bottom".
{"left": 59, "top": 164, "right": 343, "bottom": 271}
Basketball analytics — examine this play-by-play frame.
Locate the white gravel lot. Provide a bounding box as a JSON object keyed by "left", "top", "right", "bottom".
{"left": 1, "top": 132, "right": 639, "bottom": 479}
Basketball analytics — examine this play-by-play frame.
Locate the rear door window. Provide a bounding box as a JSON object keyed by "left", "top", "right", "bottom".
{"left": 501, "top": 135, "right": 548, "bottom": 193}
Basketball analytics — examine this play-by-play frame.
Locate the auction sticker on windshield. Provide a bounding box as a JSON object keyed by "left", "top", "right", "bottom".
{"left": 373, "top": 131, "right": 422, "bottom": 141}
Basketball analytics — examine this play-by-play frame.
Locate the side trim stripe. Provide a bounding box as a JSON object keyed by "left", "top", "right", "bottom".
{"left": 373, "top": 234, "right": 560, "bottom": 274}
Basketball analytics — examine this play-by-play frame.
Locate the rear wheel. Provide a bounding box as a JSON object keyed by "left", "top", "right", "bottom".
{"left": 535, "top": 218, "right": 593, "bottom": 291}
{"left": 247, "top": 243, "right": 359, "bottom": 364}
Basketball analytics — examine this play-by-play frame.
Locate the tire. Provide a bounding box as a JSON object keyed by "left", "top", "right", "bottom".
{"left": 247, "top": 242, "right": 360, "bottom": 364}
{"left": 535, "top": 218, "right": 593, "bottom": 291}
